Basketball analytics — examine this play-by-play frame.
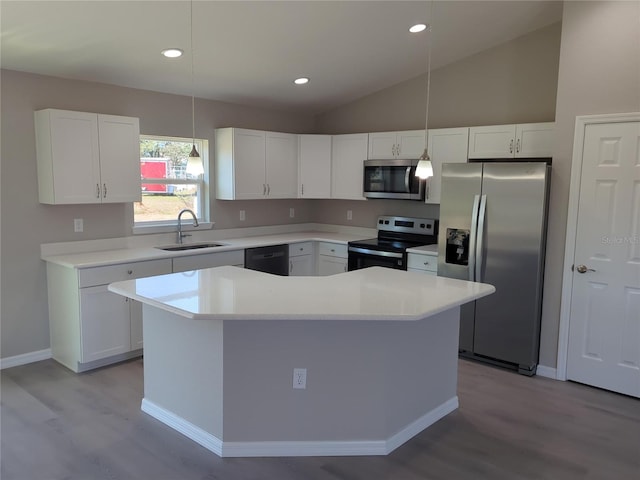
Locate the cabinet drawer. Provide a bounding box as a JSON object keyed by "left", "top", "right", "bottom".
{"left": 318, "top": 242, "right": 347, "bottom": 258}
{"left": 78, "top": 259, "right": 172, "bottom": 287}
{"left": 407, "top": 253, "right": 437, "bottom": 272}
{"left": 289, "top": 242, "right": 313, "bottom": 257}
{"left": 172, "top": 250, "right": 244, "bottom": 273}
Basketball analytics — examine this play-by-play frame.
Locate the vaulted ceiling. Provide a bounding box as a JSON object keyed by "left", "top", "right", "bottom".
{"left": 1, "top": 1, "right": 563, "bottom": 114}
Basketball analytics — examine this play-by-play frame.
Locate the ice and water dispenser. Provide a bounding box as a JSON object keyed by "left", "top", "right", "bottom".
{"left": 445, "top": 229, "right": 470, "bottom": 265}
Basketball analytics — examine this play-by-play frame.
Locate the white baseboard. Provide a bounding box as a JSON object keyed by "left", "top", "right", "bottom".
{"left": 536, "top": 364, "right": 558, "bottom": 380}
{"left": 141, "top": 395, "right": 458, "bottom": 458}
{"left": 1, "top": 349, "right": 52, "bottom": 370}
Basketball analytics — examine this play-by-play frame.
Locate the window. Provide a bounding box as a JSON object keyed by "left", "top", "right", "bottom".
{"left": 134, "top": 135, "right": 208, "bottom": 227}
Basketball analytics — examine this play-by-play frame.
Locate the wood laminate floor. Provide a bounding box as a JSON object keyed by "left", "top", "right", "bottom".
{"left": 1, "top": 358, "right": 639, "bottom": 480}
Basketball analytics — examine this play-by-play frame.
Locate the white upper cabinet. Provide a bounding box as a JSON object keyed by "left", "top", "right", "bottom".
{"left": 425, "top": 127, "right": 469, "bottom": 204}
{"left": 467, "top": 122, "right": 554, "bottom": 159}
{"left": 215, "top": 127, "right": 298, "bottom": 200}
{"left": 265, "top": 131, "right": 298, "bottom": 198}
{"left": 331, "top": 133, "right": 368, "bottom": 200}
{"left": 298, "top": 134, "right": 332, "bottom": 198}
{"left": 368, "top": 130, "right": 425, "bottom": 159}
{"left": 35, "top": 109, "right": 141, "bottom": 204}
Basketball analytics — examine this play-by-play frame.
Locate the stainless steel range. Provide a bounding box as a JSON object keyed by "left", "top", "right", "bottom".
{"left": 348, "top": 215, "right": 438, "bottom": 271}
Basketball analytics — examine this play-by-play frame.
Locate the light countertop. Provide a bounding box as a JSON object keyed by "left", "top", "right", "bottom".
{"left": 109, "top": 265, "right": 494, "bottom": 321}
{"left": 41, "top": 231, "right": 370, "bottom": 269}
{"left": 406, "top": 244, "right": 438, "bottom": 255}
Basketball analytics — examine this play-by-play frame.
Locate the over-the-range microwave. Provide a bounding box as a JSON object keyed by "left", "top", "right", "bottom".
{"left": 363, "top": 158, "right": 425, "bottom": 200}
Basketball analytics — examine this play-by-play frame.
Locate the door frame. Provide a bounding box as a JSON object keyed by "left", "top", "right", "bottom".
{"left": 557, "top": 111, "right": 640, "bottom": 381}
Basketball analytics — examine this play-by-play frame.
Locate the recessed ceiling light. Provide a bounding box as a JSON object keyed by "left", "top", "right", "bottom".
{"left": 294, "top": 77, "right": 310, "bottom": 85}
{"left": 161, "top": 48, "right": 184, "bottom": 58}
{"left": 409, "top": 24, "right": 428, "bottom": 33}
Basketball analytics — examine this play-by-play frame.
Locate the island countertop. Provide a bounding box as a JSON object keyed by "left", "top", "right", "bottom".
{"left": 108, "top": 265, "right": 495, "bottom": 321}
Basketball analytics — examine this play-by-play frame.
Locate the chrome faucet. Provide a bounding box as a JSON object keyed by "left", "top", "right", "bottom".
{"left": 177, "top": 209, "right": 199, "bottom": 244}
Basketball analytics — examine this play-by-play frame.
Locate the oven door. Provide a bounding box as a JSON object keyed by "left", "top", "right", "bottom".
{"left": 348, "top": 246, "right": 406, "bottom": 271}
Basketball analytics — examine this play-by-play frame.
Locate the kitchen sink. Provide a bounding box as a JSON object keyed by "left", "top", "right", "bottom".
{"left": 155, "top": 242, "right": 227, "bottom": 251}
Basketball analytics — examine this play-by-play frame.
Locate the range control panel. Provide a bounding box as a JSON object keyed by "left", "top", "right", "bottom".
{"left": 377, "top": 216, "right": 437, "bottom": 236}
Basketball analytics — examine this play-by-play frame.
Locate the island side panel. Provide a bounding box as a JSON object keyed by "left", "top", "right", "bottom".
{"left": 383, "top": 307, "right": 460, "bottom": 434}
{"left": 222, "top": 310, "right": 460, "bottom": 444}
{"left": 141, "top": 305, "right": 224, "bottom": 439}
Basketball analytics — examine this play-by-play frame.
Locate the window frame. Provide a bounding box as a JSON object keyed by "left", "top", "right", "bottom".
{"left": 132, "top": 134, "right": 211, "bottom": 234}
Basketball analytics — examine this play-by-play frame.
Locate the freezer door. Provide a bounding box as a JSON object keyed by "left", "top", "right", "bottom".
{"left": 437, "top": 163, "right": 483, "bottom": 279}
{"left": 438, "top": 163, "right": 482, "bottom": 353}
{"left": 473, "top": 163, "right": 550, "bottom": 370}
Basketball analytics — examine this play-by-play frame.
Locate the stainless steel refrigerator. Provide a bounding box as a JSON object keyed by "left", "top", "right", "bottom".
{"left": 437, "top": 162, "right": 551, "bottom": 375}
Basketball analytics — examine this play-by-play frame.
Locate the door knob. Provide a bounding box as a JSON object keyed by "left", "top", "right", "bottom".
{"left": 576, "top": 264, "right": 595, "bottom": 274}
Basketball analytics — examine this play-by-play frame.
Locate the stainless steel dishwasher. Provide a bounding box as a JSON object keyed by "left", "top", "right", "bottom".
{"left": 244, "top": 244, "right": 289, "bottom": 276}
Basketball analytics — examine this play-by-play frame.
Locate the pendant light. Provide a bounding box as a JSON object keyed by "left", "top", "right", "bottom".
{"left": 186, "top": 0, "right": 204, "bottom": 176}
{"left": 415, "top": 1, "right": 434, "bottom": 180}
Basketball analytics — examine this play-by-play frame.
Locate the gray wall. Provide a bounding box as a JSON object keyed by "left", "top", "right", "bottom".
{"left": 539, "top": 0, "right": 640, "bottom": 368}
{"left": 0, "top": 70, "right": 315, "bottom": 359}
{"left": 315, "top": 22, "right": 561, "bottom": 134}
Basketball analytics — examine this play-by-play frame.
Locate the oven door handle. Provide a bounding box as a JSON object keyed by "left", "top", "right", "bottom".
{"left": 348, "top": 247, "right": 404, "bottom": 259}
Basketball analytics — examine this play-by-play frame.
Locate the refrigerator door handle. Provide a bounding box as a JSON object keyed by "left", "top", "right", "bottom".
{"left": 468, "top": 194, "right": 481, "bottom": 281}
{"left": 475, "top": 194, "right": 487, "bottom": 282}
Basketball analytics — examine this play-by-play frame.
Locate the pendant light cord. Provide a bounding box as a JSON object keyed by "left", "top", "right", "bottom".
{"left": 190, "top": 0, "right": 196, "bottom": 145}
{"left": 423, "top": 0, "right": 434, "bottom": 154}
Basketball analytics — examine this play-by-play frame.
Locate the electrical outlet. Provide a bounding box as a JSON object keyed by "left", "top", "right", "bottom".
{"left": 347, "top": 210, "right": 353, "bottom": 221}
{"left": 293, "top": 368, "right": 307, "bottom": 389}
{"left": 239, "top": 210, "right": 246, "bottom": 221}
{"left": 74, "top": 218, "right": 83, "bottom": 232}
{"left": 289, "top": 207, "right": 295, "bottom": 218}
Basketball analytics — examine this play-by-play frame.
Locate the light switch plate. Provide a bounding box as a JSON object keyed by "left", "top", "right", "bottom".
{"left": 74, "top": 218, "right": 83, "bottom": 232}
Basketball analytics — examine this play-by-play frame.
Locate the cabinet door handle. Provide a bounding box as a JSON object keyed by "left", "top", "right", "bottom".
{"left": 127, "top": 269, "right": 133, "bottom": 275}
{"left": 509, "top": 139, "right": 514, "bottom": 154}
{"left": 263, "top": 184, "right": 266, "bottom": 195}
{"left": 103, "top": 183, "right": 107, "bottom": 198}
{"left": 267, "top": 184, "right": 270, "bottom": 195}
{"left": 96, "top": 183, "right": 101, "bottom": 199}
{"left": 396, "top": 143, "right": 400, "bottom": 156}
{"left": 516, "top": 138, "right": 521, "bottom": 153}
{"left": 301, "top": 184, "right": 304, "bottom": 196}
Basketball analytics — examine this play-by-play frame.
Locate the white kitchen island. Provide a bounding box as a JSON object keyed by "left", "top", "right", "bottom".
{"left": 109, "top": 266, "right": 494, "bottom": 457}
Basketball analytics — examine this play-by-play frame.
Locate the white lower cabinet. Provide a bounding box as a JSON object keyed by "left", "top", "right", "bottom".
{"left": 79, "top": 285, "right": 132, "bottom": 363}
{"left": 407, "top": 253, "right": 438, "bottom": 276}
{"left": 289, "top": 242, "right": 314, "bottom": 276}
{"left": 47, "top": 258, "right": 172, "bottom": 372}
{"left": 317, "top": 242, "right": 348, "bottom": 276}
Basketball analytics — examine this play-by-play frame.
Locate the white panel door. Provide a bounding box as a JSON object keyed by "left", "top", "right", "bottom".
{"left": 331, "top": 133, "right": 368, "bottom": 200}
{"left": 80, "top": 285, "right": 131, "bottom": 363}
{"left": 234, "top": 129, "right": 266, "bottom": 199}
{"left": 98, "top": 114, "right": 141, "bottom": 203}
{"left": 467, "top": 124, "right": 516, "bottom": 158}
{"left": 395, "top": 130, "right": 425, "bottom": 159}
{"left": 515, "top": 122, "right": 554, "bottom": 158}
{"left": 298, "top": 134, "right": 332, "bottom": 198}
{"left": 367, "top": 132, "right": 396, "bottom": 159}
{"left": 265, "top": 132, "right": 298, "bottom": 198}
{"left": 567, "top": 121, "right": 640, "bottom": 398}
{"left": 48, "top": 110, "right": 101, "bottom": 203}
{"left": 425, "top": 127, "right": 469, "bottom": 204}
